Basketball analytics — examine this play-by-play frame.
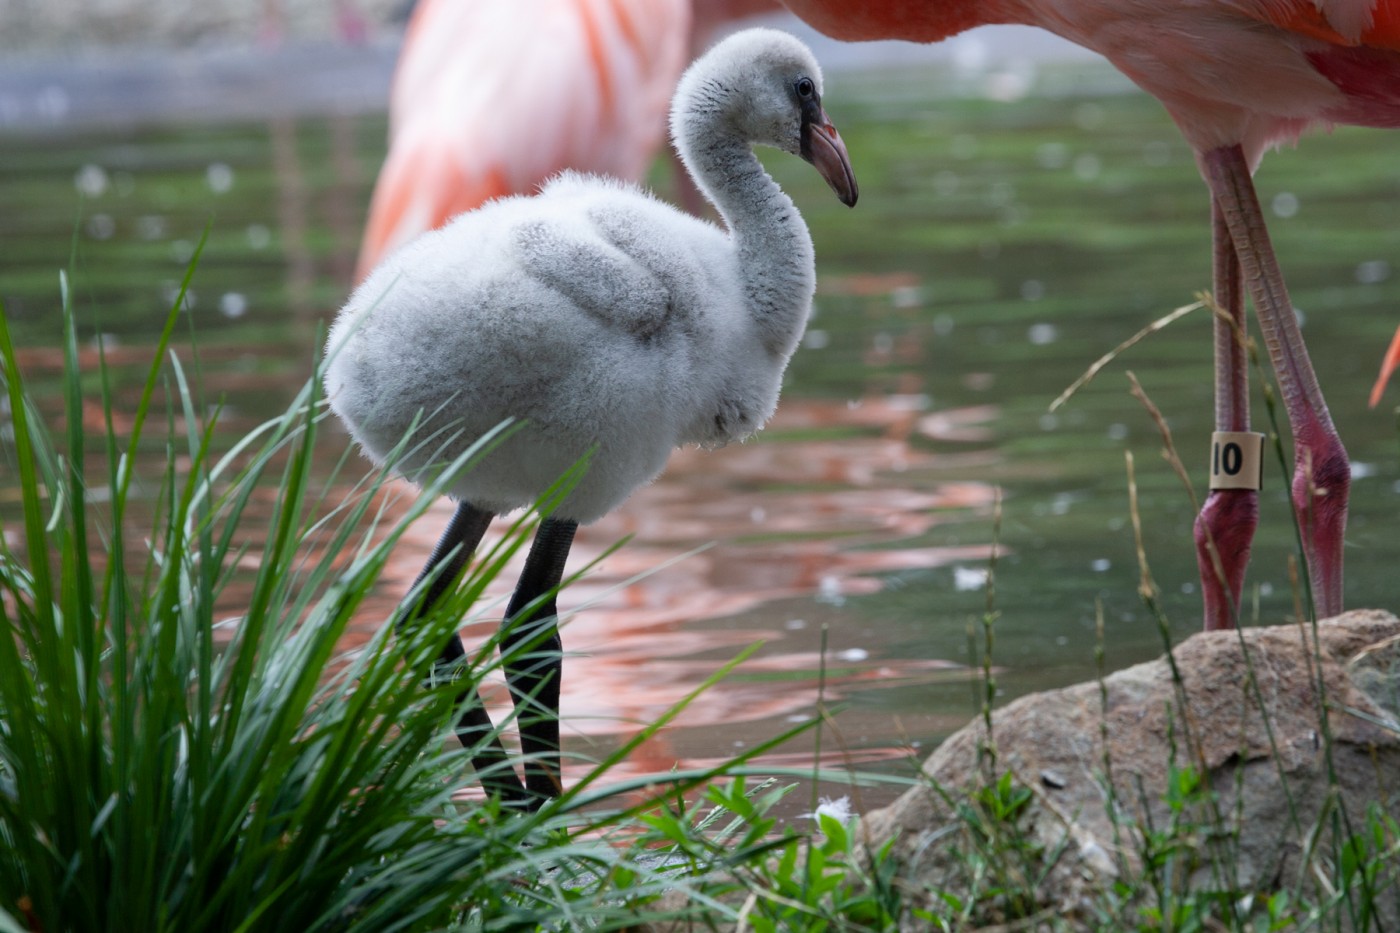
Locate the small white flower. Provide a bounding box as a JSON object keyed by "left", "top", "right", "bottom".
{"left": 801, "top": 796, "right": 854, "bottom": 824}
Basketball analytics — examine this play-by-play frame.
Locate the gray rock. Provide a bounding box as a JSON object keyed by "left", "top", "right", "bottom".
{"left": 862, "top": 609, "right": 1400, "bottom": 928}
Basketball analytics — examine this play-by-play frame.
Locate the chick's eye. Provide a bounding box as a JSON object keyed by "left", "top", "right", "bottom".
{"left": 795, "top": 77, "right": 815, "bottom": 100}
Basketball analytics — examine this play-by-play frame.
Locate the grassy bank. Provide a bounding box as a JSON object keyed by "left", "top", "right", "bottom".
{"left": 1, "top": 255, "right": 1396, "bottom": 931}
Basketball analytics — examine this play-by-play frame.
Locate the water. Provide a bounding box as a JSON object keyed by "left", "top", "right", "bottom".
{"left": 2, "top": 58, "right": 1398, "bottom": 814}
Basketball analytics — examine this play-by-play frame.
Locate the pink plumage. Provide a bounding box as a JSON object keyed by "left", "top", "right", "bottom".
{"left": 357, "top": 0, "right": 691, "bottom": 280}
{"left": 356, "top": 0, "right": 781, "bottom": 281}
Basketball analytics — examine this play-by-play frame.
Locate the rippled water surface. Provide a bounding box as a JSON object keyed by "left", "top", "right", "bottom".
{"left": 3, "top": 58, "right": 1398, "bottom": 811}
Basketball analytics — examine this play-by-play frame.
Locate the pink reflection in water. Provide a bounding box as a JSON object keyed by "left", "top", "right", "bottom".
{"left": 356, "top": 394, "right": 1001, "bottom": 784}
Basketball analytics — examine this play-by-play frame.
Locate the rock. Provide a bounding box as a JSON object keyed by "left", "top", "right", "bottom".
{"left": 862, "top": 609, "right": 1400, "bottom": 928}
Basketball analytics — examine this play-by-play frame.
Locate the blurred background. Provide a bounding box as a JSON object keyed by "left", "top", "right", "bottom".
{"left": 2, "top": 0, "right": 1397, "bottom": 813}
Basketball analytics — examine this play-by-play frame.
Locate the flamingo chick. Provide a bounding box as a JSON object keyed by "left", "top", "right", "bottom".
{"left": 325, "top": 28, "right": 858, "bottom": 805}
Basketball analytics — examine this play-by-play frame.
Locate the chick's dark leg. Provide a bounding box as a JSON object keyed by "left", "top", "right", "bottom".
{"left": 500, "top": 516, "right": 578, "bottom": 802}
{"left": 402, "top": 501, "right": 529, "bottom": 805}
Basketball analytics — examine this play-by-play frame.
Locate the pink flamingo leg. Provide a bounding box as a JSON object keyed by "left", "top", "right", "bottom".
{"left": 1194, "top": 200, "right": 1258, "bottom": 630}
{"left": 1201, "top": 144, "right": 1348, "bottom": 619}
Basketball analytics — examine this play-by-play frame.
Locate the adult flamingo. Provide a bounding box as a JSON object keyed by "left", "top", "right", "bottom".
{"left": 355, "top": 0, "right": 777, "bottom": 280}
{"left": 780, "top": 0, "right": 1400, "bottom": 630}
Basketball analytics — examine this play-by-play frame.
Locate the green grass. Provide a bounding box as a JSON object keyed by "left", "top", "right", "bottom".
{"left": 0, "top": 245, "right": 559, "bottom": 930}
{"left": 2, "top": 247, "right": 1397, "bottom": 931}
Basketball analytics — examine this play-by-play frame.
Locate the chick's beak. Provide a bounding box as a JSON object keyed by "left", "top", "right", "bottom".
{"left": 801, "top": 107, "right": 858, "bottom": 207}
